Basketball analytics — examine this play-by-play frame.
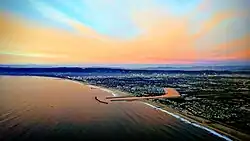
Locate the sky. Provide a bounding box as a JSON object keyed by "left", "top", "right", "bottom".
{"left": 0, "top": 0, "right": 249, "bottom": 65}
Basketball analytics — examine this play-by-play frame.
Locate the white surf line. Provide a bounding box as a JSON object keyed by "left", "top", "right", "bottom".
{"left": 88, "top": 85, "right": 117, "bottom": 96}
{"left": 56, "top": 79, "right": 117, "bottom": 97}
{"left": 142, "top": 102, "right": 232, "bottom": 141}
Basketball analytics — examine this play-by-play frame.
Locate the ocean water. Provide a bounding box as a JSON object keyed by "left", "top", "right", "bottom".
{"left": 0, "top": 76, "right": 228, "bottom": 141}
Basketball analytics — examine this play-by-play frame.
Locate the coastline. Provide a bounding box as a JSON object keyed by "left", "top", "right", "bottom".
{"left": 81, "top": 83, "right": 249, "bottom": 141}
{"left": 56, "top": 77, "right": 249, "bottom": 141}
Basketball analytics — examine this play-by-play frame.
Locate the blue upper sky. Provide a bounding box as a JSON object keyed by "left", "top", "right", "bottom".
{"left": 1, "top": 0, "right": 249, "bottom": 40}
{"left": 1, "top": 0, "right": 204, "bottom": 39}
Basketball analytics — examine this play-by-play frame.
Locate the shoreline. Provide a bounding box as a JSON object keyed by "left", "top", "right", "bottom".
{"left": 86, "top": 85, "right": 234, "bottom": 141}
{"left": 80, "top": 84, "right": 248, "bottom": 141}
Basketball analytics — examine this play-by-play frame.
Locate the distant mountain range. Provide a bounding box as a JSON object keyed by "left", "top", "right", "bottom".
{"left": 140, "top": 66, "right": 250, "bottom": 71}
{"left": 0, "top": 66, "right": 250, "bottom": 74}
{"left": 0, "top": 64, "right": 250, "bottom": 71}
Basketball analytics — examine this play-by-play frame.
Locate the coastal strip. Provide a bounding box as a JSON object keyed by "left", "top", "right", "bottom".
{"left": 88, "top": 85, "right": 117, "bottom": 96}
{"left": 82, "top": 83, "right": 233, "bottom": 141}
{"left": 142, "top": 102, "right": 232, "bottom": 141}
{"left": 84, "top": 85, "right": 233, "bottom": 141}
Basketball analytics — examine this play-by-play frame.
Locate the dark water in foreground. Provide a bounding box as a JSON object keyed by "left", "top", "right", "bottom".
{"left": 0, "top": 76, "right": 226, "bottom": 141}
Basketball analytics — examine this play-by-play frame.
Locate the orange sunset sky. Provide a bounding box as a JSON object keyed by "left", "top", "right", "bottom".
{"left": 0, "top": 0, "right": 249, "bottom": 65}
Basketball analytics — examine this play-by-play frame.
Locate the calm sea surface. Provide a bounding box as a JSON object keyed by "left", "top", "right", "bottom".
{"left": 0, "top": 76, "right": 226, "bottom": 141}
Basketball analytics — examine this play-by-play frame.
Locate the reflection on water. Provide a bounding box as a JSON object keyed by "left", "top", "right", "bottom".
{"left": 0, "top": 76, "right": 225, "bottom": 141}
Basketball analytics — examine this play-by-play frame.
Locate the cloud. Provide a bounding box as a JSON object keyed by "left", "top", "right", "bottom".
{"left": 29, "top": 0, "right": 71, "bottom": 24}
{"left": 194, "top": 34, "right": 250, "bottom": 61}
{"left": 194, "top": 12, "right": 235, "bottom": 39}
{"left": 28, "top": 0, "right": 105, "bottom": 40}
{"left": 0, "top": 51, "right": 67, "bottom": 58}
